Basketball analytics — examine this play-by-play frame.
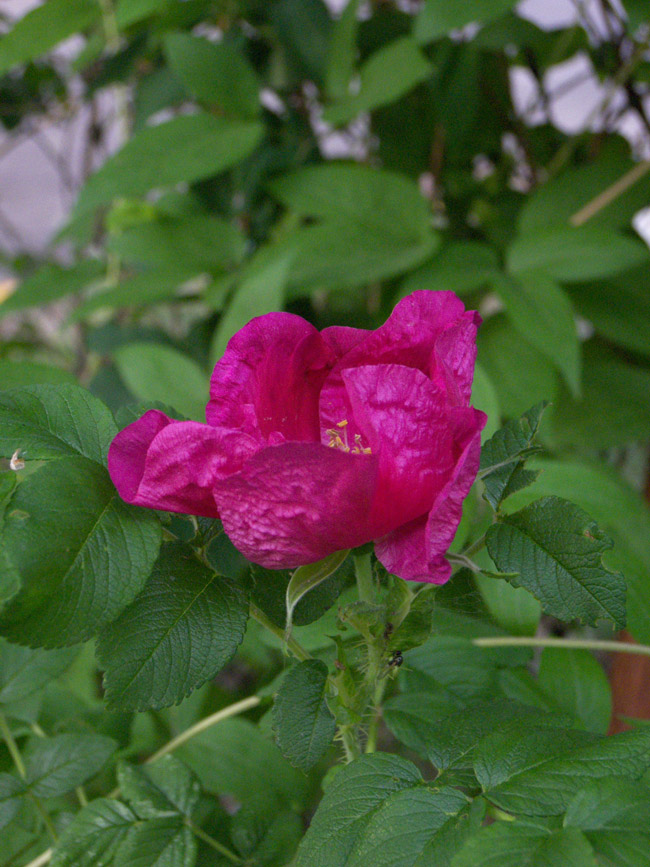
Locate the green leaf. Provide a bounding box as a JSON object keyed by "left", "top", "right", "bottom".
{"left": 403, "top": 636, "right": 500, "bottom": 704}
{"left": 270, "top": 164, "right": 430, "bottom": 240}
{"left": 113, "top": 343, "right": 208, "bottom": 421}
{"left": 385, "top": 697, "right": 568, "bottom": 771}
{"left": 294, "top": 754, "right": 423, "bottom": 867}
{"left": 0, "top": 456, "right": 161, "bottom": 647}
{"left": 518, "top": 144, "right": 650, "bottom": 234}
{"left": 400, "top": 242, "right": 500, "bottom": 298}
{"left": 486, "top": 496, "right": 626, "bottom": 628}
{"left": 345, "top": 787, "right": 470, "bottom": 867}
{"left": 109, "top": 214, "right": 246, "bottom": 272}
{"left": 323, "top": 37, "right": 431, "bottom": 127}
{"left": 325, "top": 0, "right": 360, "bottom": 100}
{"left": 0, "top": 640, "right": 77, "bottom": 704}
{"left": 117, "top": 756, "right": 200, "bottom": 819}
{"left": 493, "top": 272, "right": 580, "bottom": 396}
{"left": 0, "top": 773, "right": 25, "bottom": 832}
{"left": 0, "top": 384, "right": 118, "bottom": 465}
{"left": 250, "top": 556, "right": 351, "bottom": 629}
{"left": 564, "top": 777, "right": 650, "bottom": 867}
{"left": 273, "top": 660, "right": 335, "bottom": 772}
{"left": 538, "top": 648, "right": 611, "bottom": 734}
{"left": 477, "top": 314, "right": 558, "bottom": 420}
{"left": 164, "top": 33, "right": 260, "bottom": 118}
{"left": 97, "top": 545, "right": 248, "bottom": 711}
{"left": 289, "top": 222, "right": 437, "bottom": 290}
{"left": 0, "top": 261, "right": 103, "bottom": 317}
{"left": 69, "top": 267, "right": 190, "bottom": 321}
{"left": 271, "top": 165, "right": 438, "bottom": 289}
{"left": 25, "top": 733, "right": 116, "bottom": 798}
{"left": 548, "top": 343, "right": 650, "bottom": 449}
{"left": 285, "top": 550, "right": 350, "bottom": 639}
{"left": 269, "top": 0, "right": 332, "bottom": 84}
{"left": 503, "top": 458, "right": 650, "bottom": 646}
{"left": 114, "top": 817, "right": 196, "bottom": 867}
{"left": 50, "top": 798, "right": 137, "bottom": 867}
{"left": 479, "top": 402, "right": 547, "bottom": 510}
{"left": 210, "top": 243, "right": 297, "bottom": 363}
{"left": 74, "top": 114, "right": 263, "bottom": 216}
{"left": 382, "top": 691, "right": 461, "bottom": 759}
{"left": 0, "top": 0, "right": 100, "bottom": 75}
{"left": 476, "top": 725, "right": 650, "bottom": 815}
{"left": 452, "top": 823, "right": 597, "bottom": 867}
{"left": 569, "top": 267, "right": 650, "bottom": 358}
{"left": 0, "top": 361, "right": 76, "bottom": 390}
{"left": 415, "top": 0, "right": 517, "bottom": 44}
{"left": 175, "top": 718, "right": 307, "bottom": 811}
{"left": 507, "top": 226, "right": 649, "bottom": 282}
{"left": 470, "top": 364, "right": 500, "bottom": 443}
{"left": 474, "top": 574, "right": 541, "bottom": 637}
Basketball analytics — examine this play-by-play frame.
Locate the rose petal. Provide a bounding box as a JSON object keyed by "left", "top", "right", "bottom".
{"left": 430, "top": 312, "right": 481, "bottom": 406}
{"left": 375, "top": 407, "right": 486, "bottom": 583}
{"left": 340, "top": 364, "right": 457, "bottom": 532}
{"left": 207, "top": 312, "right": 335, "bottom": 443}
{"left": 319, "top": 291, "right": 473, "bottom": 434}
{"left": 109, "top": 410, "right": 258, "bottom": 517}
{"left": 336, "top": 291, "right": 469, "bottom": 372}
{"left": 320, "top": 325, "right": 369, "bottom": 358}
{"left": 215, "top": 442, "right": 378, "bottom": 568}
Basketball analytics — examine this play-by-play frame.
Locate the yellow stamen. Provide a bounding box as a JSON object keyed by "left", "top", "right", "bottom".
{"left": 326, "top": 420, "right": 372, "bottom": 455}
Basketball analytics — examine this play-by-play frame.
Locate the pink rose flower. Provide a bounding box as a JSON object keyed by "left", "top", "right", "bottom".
{"left": 108, "top": 291, "right": 486, "bottom": 583}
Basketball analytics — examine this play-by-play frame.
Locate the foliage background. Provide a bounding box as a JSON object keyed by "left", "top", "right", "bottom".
{"left": 0, "top": 1, "right": 650, "bottom": 865}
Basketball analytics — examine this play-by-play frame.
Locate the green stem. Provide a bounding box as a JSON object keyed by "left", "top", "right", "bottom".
{"left": 188, "top": 821, "right": 243, "bottom": 864}
{"left": 461, "top": 535, "right": 487, "bottom": 559}
{"left": 354, "top": 553, "right": 375, "bottom": 603}
{"left": 0, "top": 713, "right": 58, "bottom": 844}
{"left": 0, "top": 711, "right": 26, "bottom": 778}
{"left": 364, "top": 677, "right": 388, "bottom": 754}
{"left": 473, "top": 636, "right": 650, "bottom": 656}
{"left": 249, "top": 603, "right": 312, "bottom": 661}
{"left": 147, "top": 695, "right": 261, "bottom": 764}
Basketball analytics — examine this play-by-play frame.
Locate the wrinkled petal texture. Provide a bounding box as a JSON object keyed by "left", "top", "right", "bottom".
{"left": 319, "top": 291, "right": 480, "bottom": 433}
{"left": 375, "top": 408, "right": 485, "bottom": 583}
{"left": 109, "top": 291, "right": 487, "bottom": 584}
{"left": 207, "top": 312, "right": 337, "bottom": 443}
{"left": 108, "top": 410, "right": 258, "bottom": 518}
{"left": 214, "top": 443, "right": 379, "bottom": 568}
{"left": 341, "top": 364, "right": 457, "bottom": 534}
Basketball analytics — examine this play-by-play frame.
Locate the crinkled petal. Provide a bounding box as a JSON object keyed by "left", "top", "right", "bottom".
{"left": 375, "top": 407, "right": 486, "bottom": 583}
{"left": 207, "top": 312, "right": 335, "bottom": 443}
{"left": 335, "top": 291, "right": 469, "bottom": 372}
{"left": 430, "top": 312, "right": 481, "bottom": 407}
{"left": 319, "top": 291, "right": 474, "bottom": 431}
{"left": 215, "top": 443, "right": 379, "bottom": 568}
{"left": 320, "top": 325, "right": 369, "bottom": 358}
{"left": 340, "top": 364, "right": 457, "bottom": 533}
{"left": 108, "top": 410, "right": 258, "bottom": 517}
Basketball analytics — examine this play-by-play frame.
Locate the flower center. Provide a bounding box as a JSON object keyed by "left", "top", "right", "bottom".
{"left": 326, "top": 419, "right": 372, "bottom": 455}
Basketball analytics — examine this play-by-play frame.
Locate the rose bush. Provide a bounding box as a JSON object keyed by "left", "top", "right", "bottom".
{"left": 109, "top": 291, "right": 486, "bottom": 583}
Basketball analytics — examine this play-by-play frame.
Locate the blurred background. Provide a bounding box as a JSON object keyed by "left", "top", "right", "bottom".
{"left": 1, "top": 0, "right": 650, "bottom": 722}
